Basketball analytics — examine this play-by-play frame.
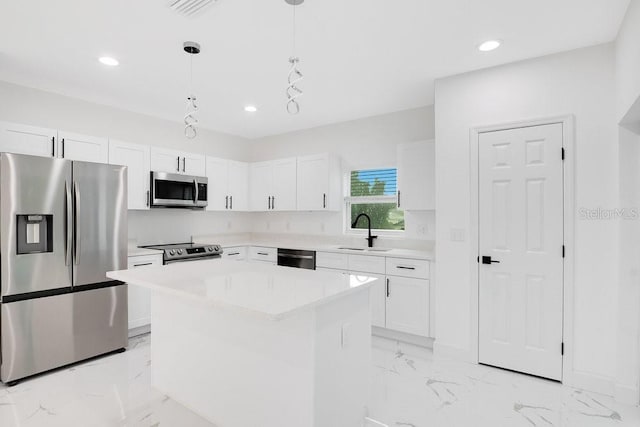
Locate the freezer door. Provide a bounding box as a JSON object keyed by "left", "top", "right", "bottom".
{"left": 72, "top": 162, "right": 127, "bottom": 287}
{"left": 0, "top": 153, "right": 73, "bottom": 297}
{"left": 1, "top": 284, "right": 128, "bottom": 383}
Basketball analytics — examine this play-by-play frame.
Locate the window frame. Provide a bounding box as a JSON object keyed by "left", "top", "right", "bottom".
{"left": 344, "top": 167, "right": 405, "bottom": 236}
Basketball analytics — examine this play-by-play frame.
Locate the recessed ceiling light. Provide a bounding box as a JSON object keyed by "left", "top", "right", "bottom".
{"left": 478, "top": 40, "right": 501, "bottom": 52}
{"left": 244, "top": 105, "right": 258, "bottom": 112}
{"left": 98, "top": 56, "right": 119, "bottom": 66}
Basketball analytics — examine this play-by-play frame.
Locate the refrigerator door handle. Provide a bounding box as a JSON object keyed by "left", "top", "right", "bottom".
{"left": 73, "top": 181, "right": 81, "bottom": 265}
{"left": 65, "top": 181, "right": 73, "bottom": 266}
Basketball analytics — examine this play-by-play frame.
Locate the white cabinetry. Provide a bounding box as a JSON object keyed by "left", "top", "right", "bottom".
{"left": 397, "top": 140, "right": 435, "bottom": 210}
{"left": 0, "top": 122, "right": 57, "bottom": 157}
{"left": 58, "top": 131, "right": 109, "bottom": 163}
{"left": 127, "top": 253, "right": 163, "bottom": 335}
{"left": 206, "top": 157, "right": 249, "bottom": 211}
{"left": 296, "top": 153, "right": 341, "bottom": 211}
{"left": 249, "top": 246, "right": 277, "bottom": 264}
{"left": 249, "top": 158, "right": 297, "bottom": 211}
{"left": 222, "top": 246, "right": 248, "bottom": 261}
{"left": 109, "top": 140, "right": 151, "bottom": 210}
{"left": 151, "top": 147, "right": 206, "bottom": 176}
{"left": 0, "top": 122, "right": 108, "bottom": 163}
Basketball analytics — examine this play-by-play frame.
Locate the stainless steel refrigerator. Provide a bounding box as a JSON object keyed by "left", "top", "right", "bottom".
{"left": 0, "top": 153, "right": 128, "bottom": 385}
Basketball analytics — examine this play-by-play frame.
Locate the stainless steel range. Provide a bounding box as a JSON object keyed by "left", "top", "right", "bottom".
{"left": 141, "top": 242, "right": 223, "bottom": 264}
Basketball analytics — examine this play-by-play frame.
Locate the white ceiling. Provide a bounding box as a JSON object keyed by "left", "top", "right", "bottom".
{"left": 0, "top": 0, "right": 630, "bottom": 139}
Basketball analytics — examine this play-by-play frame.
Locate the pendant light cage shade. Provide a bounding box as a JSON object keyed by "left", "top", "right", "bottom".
{"left": 183, "top": 41, "right": 201, "bottom": 139}
{"left": 285, "top": 0, "right": 304, "bottom": 114}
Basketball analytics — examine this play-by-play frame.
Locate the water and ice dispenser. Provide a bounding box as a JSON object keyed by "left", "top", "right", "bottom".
{"left": 16, "top": 214, "right": 53, "bottom": 254}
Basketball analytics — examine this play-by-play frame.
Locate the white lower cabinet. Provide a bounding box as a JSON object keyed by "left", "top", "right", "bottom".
{"left": 352, "top": 271, "right": 386, "bottom": 327}
{"left": 248, "top": 246, "right": 277, "bottom": 264}
{"left": 385, "top": 276, "right": 429, "bottom": 336}
{"left": 127, "top": 253, "right": 163, "bottom": 335}
{"left": 223, "top": 246, "right": 248, "bottom": 261}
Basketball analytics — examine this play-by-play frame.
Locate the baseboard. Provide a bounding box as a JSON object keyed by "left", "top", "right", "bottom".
{"left": 614, "top": 383, "right": 640, "bottom": 405}
{"left": 569, "top": 370, "right": 615, "bottom": 397}
{"left": 128, "top": 324, "right": 151, "bottom": 338}
{"left": 371, "top": 327, "right": 433, "bottom": 348}
{"left": 432, "top": 340, "right": 475, "bottom": 363}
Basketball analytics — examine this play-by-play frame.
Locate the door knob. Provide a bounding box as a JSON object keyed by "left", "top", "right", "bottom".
{"left": 481, "top": 256, "right": 500, "bottom": 264}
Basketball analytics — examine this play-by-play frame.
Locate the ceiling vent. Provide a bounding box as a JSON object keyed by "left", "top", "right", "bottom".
{"left": 168, "top": 0, "right": 217, "bottom": 17}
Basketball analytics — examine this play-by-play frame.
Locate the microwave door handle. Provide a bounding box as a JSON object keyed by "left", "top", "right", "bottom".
{"left": 193, "top": 179, "right": 198, "bottom": 204}
{"left": 65, "top": 181, "right": 73, "bottom": 266}
{"left": 73, "top": 181, "right": 81, "bottom": 265}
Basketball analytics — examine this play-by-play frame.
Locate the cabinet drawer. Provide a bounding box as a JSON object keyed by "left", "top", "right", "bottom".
{"left": 348, "top": 255, "right": 385, "bottom": 274}
{"left": 385, "top": 257, "right": 430, "bottom": 279}
{"left": 316, "top": 251, "right": 349, "bottom": 270}
{"left": 127, "top": 254, "right": 163, "bottom": 269}
{"left": 223, "top": 246, "right": 247, "bottom": 261}
{"left": 249, "top": 246, "right": 277, "bottom": 262}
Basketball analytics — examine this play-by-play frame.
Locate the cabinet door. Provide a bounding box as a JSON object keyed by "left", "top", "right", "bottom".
{"left": 182, "top": 151, "right": 206, "bottom": 176}
{"left": 250, "top": 161, "right": 272, "bottom": 211}
{"left": 127, "top": 254, "right": 162, "bottom": 331}
{"left": 222, "top": 246, "right": 248, "bottom": 261}
{"left": 58, "top": 131, "right": 109, "bottom": 163}
{"left": 206, "top": 157, "right": 230, "bottom": 211}
{"left": 227, "top": 160, "right": 249, "bottom": 211}
{"left": 0, "top": 122, "right": 57, "bottom": 157}
{"left": 397, "top": 140, "right": 435, "bottom": 210}
{"left": 271, "top": 157, "right": 297, "bottom": 211}
{"left": 297, "top": 154, "right": 328, "bottom": 211}
{"left": 109, "top": 140, "right": 151, "bottom": 210}
{"left": 151, "top": 147, "right": 182, "bottom": 174}
{"left": 351, "top": 272, "right": 386, "bottom": 328}
{"left": 386, "top": 276, "right": 429, "bottom": 336}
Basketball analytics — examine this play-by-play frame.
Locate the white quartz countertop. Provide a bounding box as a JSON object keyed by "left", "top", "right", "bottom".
{"left": 192, "top": 238, "right": 434, "bottom": 260}
{"left": 128, "top": 244, "right": 163, "bottom": 257}
{"left": 107, "top": 260, "right": 376, "bottom": 320}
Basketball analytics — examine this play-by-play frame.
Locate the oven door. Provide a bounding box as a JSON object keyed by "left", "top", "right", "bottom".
{"left": 150, "top": 172, "right": 208, "bottom": 208}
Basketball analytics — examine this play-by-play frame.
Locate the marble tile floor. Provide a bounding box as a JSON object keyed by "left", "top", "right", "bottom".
{"left": 0, "top": 333, "right": 638, "bottom": 427}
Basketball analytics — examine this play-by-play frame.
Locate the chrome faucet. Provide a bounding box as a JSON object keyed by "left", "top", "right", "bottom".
{"left": 352, "top": 213, "right": 378, "bottom": 248}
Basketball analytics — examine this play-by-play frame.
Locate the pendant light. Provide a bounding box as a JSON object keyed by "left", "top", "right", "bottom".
{"left": 183, "top": 41, "right": 201, "bottom": 139}
{"left": 285, "top": 0, "right": 304, "bottom": 115}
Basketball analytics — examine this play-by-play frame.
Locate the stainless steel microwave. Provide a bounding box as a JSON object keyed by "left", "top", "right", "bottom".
{"left": 150, "top": 171, "right": 208, "bottom": 208}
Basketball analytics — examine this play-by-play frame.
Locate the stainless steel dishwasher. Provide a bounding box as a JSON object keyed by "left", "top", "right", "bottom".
{"left": 277, "top": 248, "right": 316, "bottom": 270}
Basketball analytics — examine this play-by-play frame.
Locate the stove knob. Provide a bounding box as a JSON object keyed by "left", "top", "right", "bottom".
{"left": 169, "top": 250, "right": 175, "bottom": 255}
{"left": 214, "top": 245, "right": 220, "bottom": 251}
{"left": 207, "top": 247, "right": 213, "bottom": 252}
{"left": 177, "top": 249, "right": 183, "bottom": 255}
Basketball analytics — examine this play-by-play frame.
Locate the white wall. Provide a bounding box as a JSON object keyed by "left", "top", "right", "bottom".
{"left": 249, "top": 107, "right": 436, "bottom": 243}
{"left": 616, "top": 0, "right": 640, "bottom": 123}
{"left": 616, "top": 127, "right": 640, "bottom": 403}
{"left": 434, "top": 44, "right": 619, "bottom": 390}
{"left": 0, "top": 80, "right": 254, "bottom": 244}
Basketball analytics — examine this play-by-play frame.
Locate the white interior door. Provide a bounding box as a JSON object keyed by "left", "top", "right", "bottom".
{"left": 478, "top": 123, "right": 564, "bottom": 381}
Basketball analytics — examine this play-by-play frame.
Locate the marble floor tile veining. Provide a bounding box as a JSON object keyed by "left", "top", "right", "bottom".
{"left": 1, "top": 334, "right": 639, "bottom": 427}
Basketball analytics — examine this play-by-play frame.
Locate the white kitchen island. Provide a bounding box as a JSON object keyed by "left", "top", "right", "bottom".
{"left": 107, "top": 259, "right": 376, "bottom": 427}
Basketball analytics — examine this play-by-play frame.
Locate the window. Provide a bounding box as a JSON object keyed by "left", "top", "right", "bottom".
{"left": 347, "top": 168, "right": 404, "bottom": 232}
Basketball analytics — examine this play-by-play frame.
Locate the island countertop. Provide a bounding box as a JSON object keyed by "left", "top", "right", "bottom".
{"left": 107, "top": 259, "right": 377, "bottom": 321}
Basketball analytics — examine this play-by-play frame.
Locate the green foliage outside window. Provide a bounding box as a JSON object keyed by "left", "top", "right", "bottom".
{"left": 350, "top": 170, "right": 404, "bottom": 231}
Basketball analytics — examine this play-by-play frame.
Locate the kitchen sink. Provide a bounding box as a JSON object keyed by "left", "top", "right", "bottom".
{"left": 336, "top": 247, "right": 391, "bottom": 252}
{"left": 337, "top": 247, "right": 365, "bottom": 251}
{"left": 366, "top": 248, "right": 391, "bottom": 252}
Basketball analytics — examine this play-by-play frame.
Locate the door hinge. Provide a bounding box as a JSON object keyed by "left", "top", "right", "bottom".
{"left": 561, "top": 342, "right": 564, "bottom": 355}
{"left": 561, "top": 147, "right": 565, "bottom": 160}
{"left": 562, "top": 245, "right": 565, "bottom": 258}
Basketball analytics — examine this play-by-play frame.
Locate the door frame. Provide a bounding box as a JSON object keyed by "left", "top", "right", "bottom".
{"left": 469, "top": 115, "right": 575, "bottom": 385}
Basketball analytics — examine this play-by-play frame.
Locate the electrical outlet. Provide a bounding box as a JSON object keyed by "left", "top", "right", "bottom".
{"left": 286, "top": 222, "right": 290, "bottom": 231}
{"left": 266, "top": 221, "right": 270, "bottom": 231}
{"left": 320, "top": 222, "right": 325, "bottom": 233}
{"left": 227, "top": 221, "right": 232, "bottom": 230}
{"left": 450, "top": 228, "right": 466, "bottom": 242}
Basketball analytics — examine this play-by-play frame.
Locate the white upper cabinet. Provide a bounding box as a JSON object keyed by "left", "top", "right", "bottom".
{"left": 109, "top": 140, "right": 151, "bottom": 210}
{"left": 397, "top": 140, "right": 435, "bottom": 210}
{"left": 227, "top": 160, "right": 249, "bottom": 211}
{"left": 57, "top": 131, "right": 109, "bottom": 163}
{"left": 249, "top": 158, "right": 297, "bottom": 211}
{"left": 271, "top": 158, "right": 297, "bottom": 211}
{"left": 151, "top": 147, "right": 206, "bottom": 176}
{"left": 206, "top": 157, "right": 249, "bottom": 211}
{"left": 296, "top": 153, "right": 341, "bottom": 211}
{"left": 0, "top": 122, "right": 57, "bottom": 157}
